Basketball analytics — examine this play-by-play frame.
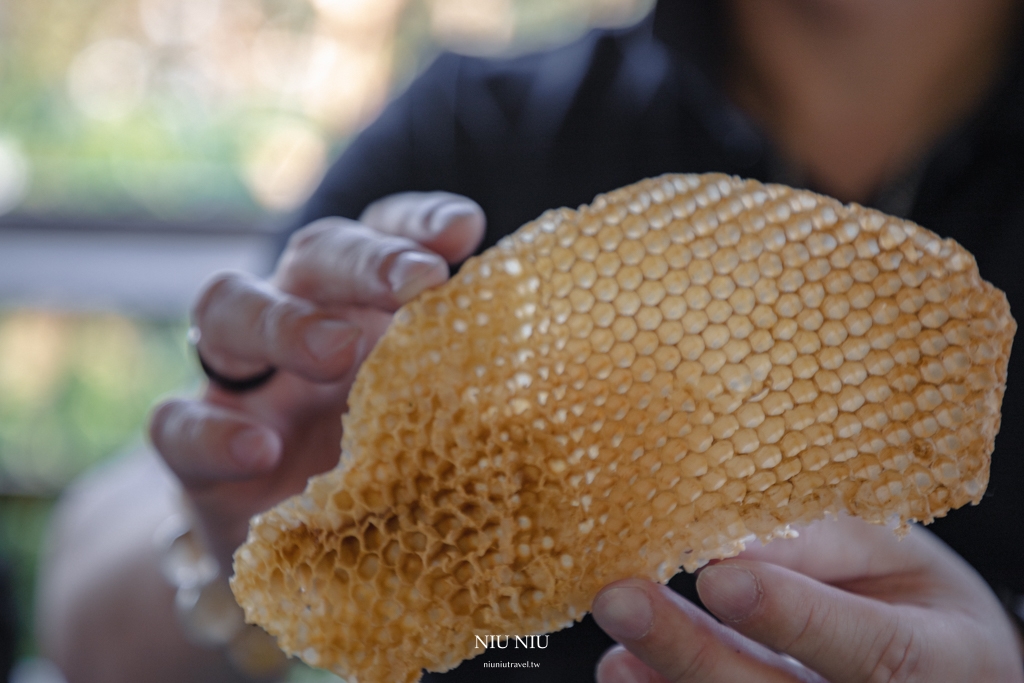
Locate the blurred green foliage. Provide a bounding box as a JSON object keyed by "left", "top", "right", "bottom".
{"left": 0, "top": 310, "right": 197, "bottom": 659}
{"left": 0, "top": 497, "right": 54, "bottom": 658}
{"left": 0, "top": 0, "right": 652, "bottom": 219}
{"left": 0, "top": 310, "right": 197, "bottom": 491}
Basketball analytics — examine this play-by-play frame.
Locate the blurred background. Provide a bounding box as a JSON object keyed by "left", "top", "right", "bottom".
{"left": 0, "top": 0, "right": 653, "bottom": 679}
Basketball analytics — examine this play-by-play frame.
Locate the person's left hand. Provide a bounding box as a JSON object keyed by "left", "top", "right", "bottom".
{"left": 591, "top": 515, "right": 1024, "bottom": 682}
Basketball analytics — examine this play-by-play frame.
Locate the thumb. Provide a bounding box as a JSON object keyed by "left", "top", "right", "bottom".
{"left": 696, "top": 560, "right": 915, "bottom": 683}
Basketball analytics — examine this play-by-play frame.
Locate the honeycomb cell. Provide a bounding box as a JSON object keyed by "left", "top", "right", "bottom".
{"left": 636, "top": 306, "right": 663, "bottom": 331}
{"left": 641, "top": 254, "right": 669, "bottom": 281}
{"left": 767, "top": 367, "right": 793, "bottom": 393}
{"left": 682, "top": 310, "right": 709, "bottom": 335}
{"left": 774, "top": 293, "right": 802, "bottom": 319}
{"left": 804, "top": 258, "right": 831, "bottom": 282}
{"left": 807, "top": 232, "right": 837, "bottom": 256}
{"left": 692, "top": 237, "right": 717, "bottom": 260}
{"left": 612, "top": 317, "right": 638, "bottom": 342}
{"left": 822, "top": 295, "right": 850, "bottom": 320}
{"left": 725, "top": 456, "right": 756, "bottom": 479}
{"left": 643, "top": 227, "right": 671, "bottom": 253}
{"left": 616, "top": 265, "right": 644, "bottom": 291}
{"left": 620, "top": 240, "right": 646, "bottom": 266}
{"left": 736, "top": 234, "right": 764, "bottom": 261}
{"left": 800, "top": 282, "right": 826, "bottom": 309}
{"left": 573, "top": 235, "right": 600, "bottom": 261}
{"left": 754, "top": 278, "right": 781, "bottom": 306}
{"left": 714, "top": 223, "right": 741, "bottom": 248}
{"left": 837, "top": 386, "right": 866, "bottom": 412}
{"left": 712, "top": 248, "right": 740, "bottom": 275}
{"left": 664, "top": 244, "right": 692, "bottom": 270}
{"left": 569, "top": 289, "right": 596, "bottom": 314}
{"left": 685, "top": 286, "right": 712, "bottom": 311}
{"left": 709, "top": 275, "right": 737, "bottom": 300}
{"left": 632, "top": 331, "right": 659, "bottom": 356}
{"left": 595, "top": 252, "right": 622, "bottom": 277}
{"left": 844, "top": 310, "right": 873, "bottom": 336}
{"left": 708, "top": 301, "right": 733, "bottom": 325}
{"left": 733, "top": 263, "right": 761, "bottom": 291}
{"left": 918, "top": 330, "right": 948, "bottom": 356}
{"left": 897, "top": 288, "right": 926, "bottom": 314}
{"left": 758, "top": 252, "right": 784, "bottom": 278}
{"left": 819, "top": 321, "right": 849, "bottom": 346}
{"left": 818, "top": 347, "right": 844, "bottom": 370}
{"left": 793, "top": 355, "right": 819, "bottom": 379}
{"left": 572, "top": 261, "right": 598, "bottom": 289}
{"left": 922, "top": 278, "right": 951, "bottom": 303}
{"left": 615, "top": 291, "right": 642, "bottom": 317}
{"left": 592, "top": 302, "right": 616, "bottom": 328}
{"left": 830, "top": 240, "right": 856, "bottom": 264}
{"left": 756, "top": 417, "right": 785, "bottom": 444}
{"left": 629, "top": 277, "right": 664, "bottom": 307}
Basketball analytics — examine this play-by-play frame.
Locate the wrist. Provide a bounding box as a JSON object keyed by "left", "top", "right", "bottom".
{"left": 155, "top": 508, "right": 288, "bottom": 681}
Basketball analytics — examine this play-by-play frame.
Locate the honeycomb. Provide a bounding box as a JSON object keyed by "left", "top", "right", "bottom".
{"left": 230, "top": 173, "right": 1015, "bottom": 683}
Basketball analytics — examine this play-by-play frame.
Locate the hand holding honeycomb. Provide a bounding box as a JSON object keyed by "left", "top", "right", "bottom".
{"left": 230, "top": 173, "right": 1014, "bottom": 683}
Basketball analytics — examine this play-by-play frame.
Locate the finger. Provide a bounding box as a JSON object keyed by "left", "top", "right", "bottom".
{"left": 192, "top": 271, "right": 364, "bottom": 382}
{"left": 696, "top": 559, "right": 918, "bottom": 683}
{"left": 597, "top": 648, "right": 823, "bottom": 683}
{"left": 275, "top": 219, "right": 450, "bottom": 308}
{"left": 150, "top": 399, "right": 282, "bottom": 487}
{"left": 592, "top": 579, "right": 824, "bottom": 682}
{"left": 737, "top": 515, "right": 929, "bottom": 583}
{"left": 359, "top": 191, "right": 486, "bottom": 263}
{"left": 597, "top": 645, "right": 671, "bottom": 683}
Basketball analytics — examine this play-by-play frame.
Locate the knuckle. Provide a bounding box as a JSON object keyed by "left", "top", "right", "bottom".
{"left": 668, "top": 632, "right": 720, "bottom": 683}
{"left": 286, "top": 218, "right": 335, "bottom": 253}
{"left": 279, "top": 219, "right": 382, "bottom": 296}
{"left": 148, "top": 400, "right": 179, "bottom": 448}
{"left": 278, "top": 220, "right": 339, "bottom": 285}
{"left": 149, "top": 399, "right": 204, "bottom": 458}
{"left": 786, "top": 599, "right": 835, "bottom": 656}
{"left": 192, "top": 271, "right": 247, "bottom": 323}
{"left": 867, "top": 617, "right": 922, "bottom": 683}
{"left": 259, "top": 296, "right": 306, "bottom": 357}
{"left": 174, "top": 403, "right": 206, "bottom": 448}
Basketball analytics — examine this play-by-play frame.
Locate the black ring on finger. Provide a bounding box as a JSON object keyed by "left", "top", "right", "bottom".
{"left": 197, "top": 352, "right": 278, "bottom": 393}
{"left": 188, "top": 328, "right": 277, "bottom": 393}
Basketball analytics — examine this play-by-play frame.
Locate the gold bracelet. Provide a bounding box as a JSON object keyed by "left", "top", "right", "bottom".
{"left": 154, "top": 511, "right": 289, "bottom": 680}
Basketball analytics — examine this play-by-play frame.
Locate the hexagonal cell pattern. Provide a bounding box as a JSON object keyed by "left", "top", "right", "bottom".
{"left": 231, "top": 173, "right": 1015, "bottom": 683}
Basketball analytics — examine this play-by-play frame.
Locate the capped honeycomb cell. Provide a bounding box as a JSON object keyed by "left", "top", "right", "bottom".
{"left": 230, "top": 173, "right": 1014, "bottom": 683}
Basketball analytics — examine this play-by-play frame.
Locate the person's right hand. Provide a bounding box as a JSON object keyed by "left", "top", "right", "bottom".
{"left": 148, "top": 192, "right": 485, "bottom": 569}
{"left": 592, "top": 515, "right": 1024, "bottom": 683}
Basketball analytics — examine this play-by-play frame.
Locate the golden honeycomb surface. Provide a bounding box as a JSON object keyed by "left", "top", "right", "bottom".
{"left": 230, "top": 173, "right": 1015, "bottom": 683}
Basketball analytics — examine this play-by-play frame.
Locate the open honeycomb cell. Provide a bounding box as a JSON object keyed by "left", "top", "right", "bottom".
{"left": 230, "top": 173, "right": 1015, "bottom": 683}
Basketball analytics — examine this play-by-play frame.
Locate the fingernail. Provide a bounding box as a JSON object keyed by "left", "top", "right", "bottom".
{"left": 697, "top": 565, "right": 761, "bottom": 623}
{"left": 305, "top": 320, "right": 360, "bottom": 361}
{"left": 230, "top": 429, "right": 281, "bottom": 470}
{"left": 388, "top": 251, "right": 448, "bottom": 303}
{"left": 592, "top": 585, "right": 653, "bottom": 641}
{"left": 428, "top": 201, "right": 478, "bottom": 235}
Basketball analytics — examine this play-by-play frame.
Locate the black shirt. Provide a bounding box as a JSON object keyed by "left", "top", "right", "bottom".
{"left": 299, "top": 1, "right": 1024, "bottom": 679}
